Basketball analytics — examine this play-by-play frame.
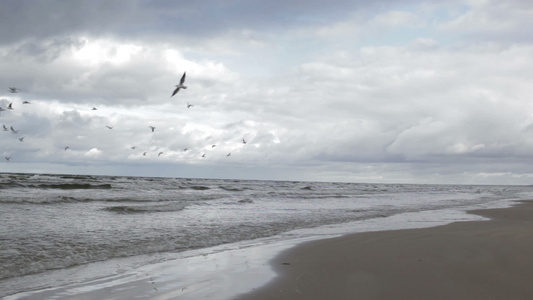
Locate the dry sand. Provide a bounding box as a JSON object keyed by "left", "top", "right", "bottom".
{"left": 236, "top": 201, "right": 533, "bottom": 300}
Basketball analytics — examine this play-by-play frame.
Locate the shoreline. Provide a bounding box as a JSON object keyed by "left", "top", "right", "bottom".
{"left": 236, "top": 200, "right": 533, "bottom": 300}
{"left": 4, "top": 199, "right": 528, "bottom": 299}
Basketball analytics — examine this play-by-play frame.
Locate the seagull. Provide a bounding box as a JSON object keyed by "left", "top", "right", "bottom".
{"left": 158, "top": 152, "right": 163, "bottom": 157}
{"left": 242, "top": 139, "right": 247, "bottom": 144}
{"left": 106, "top": 125, "right": 113, "bottom": 129}
{"left": 2, "top": 125, "right": 8, "bottom": 131}
{"left": 202, "top": 153, "right": 206, "bottom": 158}
{"left": 92, "top": 107, "right": 98, "bottom": 110}
{"left": 22, "top": 101, "right": 30, "bottom": 104}
{"left": 9, "top": 87, "right": 18, "bottom": 93}
{"left": 0, "top": 107, "right": 5, "bottom": 112}
{"left": 19, "top": 137, "right": 24, "bottom": 142}
{"left": 65, "top": 146, "right": 70, "bottom": 151}
{"left": 226, "top": 152, "right": 231, "bottom": 157}
{"left": 131, "top": 146, "right": 136, "bottom": 149}
{"left": 7, "top": 103, "right": 13, "bottom": 110}
{"left": 143, "top": 152, "right": 147, "bottom": 156}
{"left": 212, "top": 145, "right": 216, "bottom": 148}
{"left": 187, "top": 102, "right": 193, "bottom": 109}
{"left": 10, "top": 126, "right": 18, "bottom": 134}
{"left": 5, "top": 157, "right": 11, "bottom": 161}
{"left": 149, "top": 126, "right": 156, "bottom": 132}
{"left": 184, "top": 148, "right": 188, "bottom": 152}
{"left": 171, "top": 72, "right": 187, "bottom": 97}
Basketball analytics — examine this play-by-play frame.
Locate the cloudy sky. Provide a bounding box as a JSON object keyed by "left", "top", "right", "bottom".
{"left": 1, "top": 0, "right": 532, "bottom": 184}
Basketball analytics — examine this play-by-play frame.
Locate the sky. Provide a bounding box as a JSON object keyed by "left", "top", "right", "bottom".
{"left": 0, "top": 0, "right": 532, "bottom": 184}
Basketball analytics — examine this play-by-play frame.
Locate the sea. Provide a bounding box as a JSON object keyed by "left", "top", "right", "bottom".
{"left": 1, "top": 172, "right": 532, "bottom": 298}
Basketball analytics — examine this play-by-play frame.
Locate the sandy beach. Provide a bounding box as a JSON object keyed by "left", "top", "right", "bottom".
{"left": 236, "top": 201, "right": 533, "bottom": 300}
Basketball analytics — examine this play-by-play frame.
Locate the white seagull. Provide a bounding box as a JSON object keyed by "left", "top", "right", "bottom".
{"left": 10, "top": 126, "right": 18, "bottom": 134}
{"left": 19, "top": 137, "right": 24, "bottom": 142}
{"left": 2, "top": 125, "right": 8, "bottom": 131}
{"left": 5, "top": 157, "right": 11, "bottom": 161}
{"left": 171, "top": 72, "right": 187, "bottom": 97}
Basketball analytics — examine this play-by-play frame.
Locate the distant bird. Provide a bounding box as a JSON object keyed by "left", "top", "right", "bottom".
{"left": 131, "top": 146, "right": 136, "bottom": 149}
{"left": 226, "top": 152, "right": 231, "bottom": 157}
{"left": 9, "top": 87, "right": 18, "bottom": 93}
{"left": 2, "top": 125, "right": 8, "bottom": 131}
{"left": 5, "top": 157, "right": 11, "bottom": 161}
{"left": 10, "top": 126, "right": 18, "bottom": 134}
{"left": 158, "top": 152, "right": 163, "bottom": 157}
{"left": 7, "top": 103, "right": 13, "bottom": 110}
{"left": 18, "top": 137, "right": 24, "bottom": 142}
{"left": 202, "top": 153, "right": 206, "bottom": 158}
{"left": 22, "top": 101, "right": 30, "bottom": 104}
{"left": 143, "top": 152, "right": 147, "bottom": 156}
{"left": 183, "top": 148, "right": 188, "bottom": 152}
{"left": 242, "top": 139, "right": 247, "bottom": 144}
{"left": 64, "top": 146, "right": 70, "bottom": 151}
{"left": 212, "top": 145, "right": 216, "bottom": 148}
{"left": 106, "top": 125, "right": 113, "bottom": 129}
{"left": 0, "top": 107, "right": 5, "bottom": 112}
{"left": 187, "top": 102, "right": 193, "bottom": 108}
{"left": 171, "top": 72, "right": 187, "bottom": 97}
{"left": 149, "top": 126, "right": 156, "bottom": 132}
{"left": 92, "top": 107, "right": 97, "bottom": 110}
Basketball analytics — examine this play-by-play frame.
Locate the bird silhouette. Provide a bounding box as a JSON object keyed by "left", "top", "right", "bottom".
{"left": 149, "top": 126, "right": 156, "bottom": 132}
{"left": 171, "top": 72, "right": 187, "bottom": 97}
{"left": 9, "top": 87, "right": 18, "bottom": 93}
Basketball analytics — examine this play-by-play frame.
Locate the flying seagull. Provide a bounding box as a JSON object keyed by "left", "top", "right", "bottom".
{"left": 143, "top": 152, "right": 147, "bottom": 156}
{"left": 226, "top": 152, "right": 231, "bottom": 157}
{"left": 212, "top": 145, "right": 216, "bottom": 148}
{"left": 106, "top": 125, "right": 113, "bottom": 129}
{"left": 19, "top": 137, "right": 24, "bottom": 142}
{"left": 171, "top": 72, "right": 187, "bottom": 97}
{"left": 158, "top": 152, "right": 163, "bottom": 157}
{"left": 131, "top": 146, "right": 136, "bottom": 149}
{"left": 187, "top": 102, "right": 193, "bottom": 109}
{"left": 202, "top": 153, "right": 206, "bottom": 158}
{"left": 22, "top": 101, "right": 30, "bottom": 104}
{"left": 92, "top": 107, "right": 97, "bottom": 110}
{"left": 7, "top": 103, "right": 13, "bottom": 110}
{"left": 5, "top": 157, "right": 11, "bottom": 161}
{"left": 242, "top": 139, "right": 247, "bottom": 144}
{"left": 184, "top": 148, "right": 188, "bottom": 152}
{"left": 65, "top": 146, "right": 70, "bottom": 151}
{"left": 2, "top": 125, "right": 8, "bottom": 131}
{"left": 149, "top": 126, "right": 156, "bottom": 132}
{"left": 10, "top": 126, "right": 18, "bottom": 134}
{"left": 0, "top": 107, "right": 5, "bottom": 112}
{"left": 9, "top": 87, "right": 18, "bottom": 93}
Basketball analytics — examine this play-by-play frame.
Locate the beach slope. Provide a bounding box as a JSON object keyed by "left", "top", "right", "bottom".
{"left": 237, "top": 201, "right": 533, "bottom": 300}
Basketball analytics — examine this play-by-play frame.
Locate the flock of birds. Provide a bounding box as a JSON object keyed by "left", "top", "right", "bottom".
{"left": 2, "top": 72, "right": 248, "bottom": 162}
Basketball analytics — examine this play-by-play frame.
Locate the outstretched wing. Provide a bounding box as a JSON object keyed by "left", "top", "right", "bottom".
{"left": 179, "top": 72, "right": 186, "bottom": 85}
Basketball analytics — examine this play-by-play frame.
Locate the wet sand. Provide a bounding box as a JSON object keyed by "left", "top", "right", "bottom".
{"left": 237, "top": 201, "right": 533, "bottom": 300}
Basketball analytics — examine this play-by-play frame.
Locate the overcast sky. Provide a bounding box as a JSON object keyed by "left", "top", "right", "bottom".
{"left": 1, "top": 0, "right": 532, "bottom": 184}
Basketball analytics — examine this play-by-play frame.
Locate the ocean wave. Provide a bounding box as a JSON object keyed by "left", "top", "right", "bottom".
{"left": 103, "top": 202, "right": 188, "bottom": 214}
{"left": 37, "top": 183, "right": 113, "bottom": 190}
